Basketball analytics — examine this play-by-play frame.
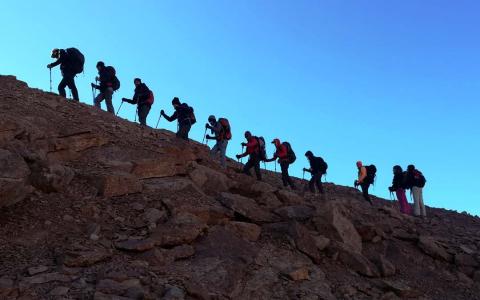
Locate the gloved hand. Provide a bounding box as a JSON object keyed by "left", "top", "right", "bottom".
{"left": 236, "top": 154, "right": 241, "bottom": 159}
{"left": 206, "top": 135, "right": 212, "bottom": 139}
{"left": 121, "top": 98, "right": 127, "bottom": 102}
{"left": 47, "top": 64, "right": 52, "bottom": 69}
{"left": 205, "top": 123, "right": 209, "bottom": 129}
{"left": 241, "top": 142, "right": 247, "bottom": 147}
{"left": 160, "top": 109, "right": 165, "bottom": 115}
{"left": 303, "top": 168, "right": 308, "bottom": 172}
{"left": 388, "top": 186, "right": 395, "bottom": 192}
{"left": 354, "top": 180, "right": 359, "bottom": 187}
{"left": 91, "top": 83, "right": 96, "bottom": 88}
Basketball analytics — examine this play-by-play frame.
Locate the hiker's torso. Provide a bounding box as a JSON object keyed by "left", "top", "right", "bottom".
{"left": 134, "top": 83, "right": 151, "bottom": 106}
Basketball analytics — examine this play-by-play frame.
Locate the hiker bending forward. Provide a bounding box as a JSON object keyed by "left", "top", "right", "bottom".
{"left": 265, "top": 139, "right": 295, "bottom": 189}
{"left": 236, "top": 131, "right": 261, "bottom": 180}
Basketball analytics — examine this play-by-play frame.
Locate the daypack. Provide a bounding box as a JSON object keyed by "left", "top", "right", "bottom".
{"left": 282, "top": 142, "right": 296, "bottom": 164}
{"left": 319, "top": 158, "right": 328, "bottom": 175}
{"left": 146, "top": 91, "right": 154, "bottom": 105}
{"left": 218, "top": 118, "right": 232, "bottom": 140}
{"left": 365, "top": 165, "right": 377, "bottom": 184}
{"left": 413, "top": 170, "right": 426, "bottom": 188}
{"left": 66, "top": 48, "right": 84, "bottom": 74}
{"left": 188, "top": 105, "right": 196, "bottom": 125}
{"left": 255, "top": 136, "right": 267, "bottom": 161}
{"left": 105, "top": 66, "right": 120, "bottom": 91}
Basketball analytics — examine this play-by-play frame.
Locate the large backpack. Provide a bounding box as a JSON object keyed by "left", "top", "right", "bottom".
{"left": 413, "top": 170, "right": 426, "bottom": 188}
{"left": 218, "top": 118, "right": 232, "bottom": 140}
{"left": 188, "top": 105, "right": 196, "bottom": 125}
{"left": 66, "top": 48, "right": 85, "bottom": 74}
{"left": 365, "top": 165, "right": 377, "bottom": 184}
{"left": 105, "top": 66, "right": 120, "bottom": 91}
{"left": 255, "top": 136, "right": 267, "bottom": 161}
{"left": 282, "top": 142, "right": 296, "bottom": 164}
{"left": 319, "top": 158, "right": 328, "bottom": 175}
{"left": 146, "top": 91, "right": 154, "bottom": 105}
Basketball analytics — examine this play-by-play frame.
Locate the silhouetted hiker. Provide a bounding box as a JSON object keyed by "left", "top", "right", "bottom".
{"left": 47, "top": 48, "right": 84, "bottom": 101}
{"left": 91, "top": 61, "right": 120, "bottom": 114}
{"left": 303, "top": 151, "right": 327, "bottom": 194}
{"left": 161, "top": 97, "right": 196, "bottom": 140}
{"left": 354, "top": 161, "right": 375, "bottom": 205}
{"left": 389, "top": 165, "right": 412, "bottom": 214}
{"left": 122, "top": 78, "right": 153, "bottom": 126}
{"left": 236, "top": 131, "right": 261, "bottom": 180}
{"left": 265, "top": 139, "right": 296, "bottom": 189}
{"left": 205, "top": 115, "right": 231, "bottom": 169}
{"left": 405, "top": 164, "right": 427, "bottom": 217}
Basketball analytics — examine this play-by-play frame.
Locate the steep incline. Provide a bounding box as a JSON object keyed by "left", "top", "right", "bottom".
{"left": 0, "top": 75, "right": 479, "bottom": 299}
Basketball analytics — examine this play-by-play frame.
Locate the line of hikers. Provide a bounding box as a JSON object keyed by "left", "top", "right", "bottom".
{"left": 47, "top": 47, "right": 428, "bottom": 218}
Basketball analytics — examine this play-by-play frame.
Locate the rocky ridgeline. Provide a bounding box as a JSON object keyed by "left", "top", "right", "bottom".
{"left": 0, "top": 75, "right": 479, "bottom": 299}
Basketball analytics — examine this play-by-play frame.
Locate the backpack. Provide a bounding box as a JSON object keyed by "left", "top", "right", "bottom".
{"left": 105, "top": 66, "right": 120, "bottom": 91}
{"left": 66, "top": 48, "right": 84, "bottom": 74}
{"left": 146, "top": 91, "right": 154, "bottom": 105}
{"left": 188, "top": 105, "right": 196, "bottom": 125}
{"left": 413, "top": 170, "right": 426, "bottom": 188}
{"left": 319, "top": 158, "right": 328, "bottom": 175}
{"left": 218, "top": 118, "right": 232, "bottom": 140}
{"left": 365, "top": 165, "right": 377, "bottom": 184}
{"left": 255, "top": 136, "right": 267, "bottom": 161}
{"left": 282, "top": 142, "right": 296, "bottom": 164}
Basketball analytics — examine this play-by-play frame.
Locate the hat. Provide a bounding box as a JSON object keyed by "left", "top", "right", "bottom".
{"left": 305, "top": 151, "right": 313, "bottom": 157}
{"left": 172, "top": 97, "right": 180, "bottom": 105}
{"left": 51, "top": 48, "right": 60, "bottom": 58}
{"left": 208, "top": 115, "right": 216, "bottom": 122}
{"left": 96, "top": 61, "right": 105, "bottom": 68}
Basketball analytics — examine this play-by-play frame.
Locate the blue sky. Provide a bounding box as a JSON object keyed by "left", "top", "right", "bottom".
{"left": 1, "top": 0, "right": 479, "bottom": 215}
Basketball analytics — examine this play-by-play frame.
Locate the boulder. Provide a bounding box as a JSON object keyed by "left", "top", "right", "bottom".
{"left": 288, "top": 222, "right": 322, "bottom": 264}
{"left": 150, "top": 223, "right": 206, "bottom": 247}
{"left": 131, "top": 157, "right": 187, "bottom": 179}
{"left": 418, "top": 236, "right": 453, "bottom": 262}
{"left": 0, "top": 149, "right": 31, "bottom": 207}
{"left": 374, "top": 255, "right": 396, "bottom": 277}
{"left": 64, "top": 251, "right": 111, "bottom": 267}
{"left": 288, "top": 267, "right": 310, "bottom": 281}
{"left": 89, "top": 172, "right": 142, "bottom": 197}
{"left": 219, "top": 192, "right": 276, "bottom": 223}
{"left": 29, "top": 162, "right": 74, "bottom": 192}
{"left": 274, "top": 205, "right": 315, "bottom": 221}
{"left": 275, "top": 190, "right": 304, "bottom": 205}
{"left": 47, "top": 132, "right": 108, "bottom": 161}
{"left": 188, "top": 162, "right": 230, "bottom": 195}
{"left": 226, "top": 221, "right": 262, "bottom": 242}
{"left": 314, "top": 202, "right": 362, "bottom": 253}
{"left": 336, "top": 243, "right": 380, "bottom": 277}
{"left": 313, "top": 235, "right": 331, "bottom": 251}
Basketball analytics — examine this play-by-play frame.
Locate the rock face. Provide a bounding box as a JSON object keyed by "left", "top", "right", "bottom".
{"left": 0, "top": 75, "right": 480, "bottom": 300}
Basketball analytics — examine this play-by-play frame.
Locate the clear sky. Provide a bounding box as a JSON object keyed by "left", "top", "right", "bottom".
{"left": 1, "top": 0, "right": 479, "bottom": 215}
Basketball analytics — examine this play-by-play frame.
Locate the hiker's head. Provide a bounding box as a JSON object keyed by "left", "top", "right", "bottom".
{"left": 96, "top": 61, "right": 105, "bottom": 71}
{"left": 51, "top": 48, "right": 60, "bottom": 59}
{"left": 271, "top": 138, "right": 281, "bottom": 147}
{"left": 393, "top": 165, "right": 402, "bottom": 174}
{"left": 356, "top": 161, "right": 363, "bottom": 168}
{"left": 208, "top": 115, "right": 216, "bottom": 125}
{"left": 305, "top": 151, "right": 313, "bottom": 159}
{"left": 172, "top": 97, "right": 180, "bottom": 108}
{"left": 244, "top": 131, "right": 252, "bottom": 139}
{"left": 407, "top": 164, "right": 415, "bottom": 172}
{"left": 134, "top": 78, "right": 141, "bottom": 87}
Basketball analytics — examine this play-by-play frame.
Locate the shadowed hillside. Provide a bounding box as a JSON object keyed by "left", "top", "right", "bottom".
{"left": 0, "top": 75, "right": 479, "bottom": 299}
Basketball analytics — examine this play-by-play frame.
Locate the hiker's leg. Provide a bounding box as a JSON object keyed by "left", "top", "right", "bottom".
{"left": 138, "top": 105, "right": 150, "bottom": 126}
{"left": 308, "top": 176, "right": 316, "bottom": 193}
{"left": 219, "top": 140, "right": 228, "bottom": 169}
{"left": 65, "top": 75, "right": 79, "bottom": 101}
{"left": 396, "top": 188, "right": 409, "bottom": 214}
{"left": 58, "top": 76, "right": 68, "bottom": 98}
{"left": 253, "top": 157, "right": 262, "bottom": 180}
{"left": 243, "top": 158, "right": 253, "bottom": 176}
{"left": 177, "top": 124, "right": 190, "bottom": 140}
{"left": 280, "top": 161, "right": 289, "bottom": 186}
{"left": 419, "top": 187, "right": 426, "bottom": 217}
{"left": 210, "top": 142, "right": 219, "bottom": 158}
{"left": 315, "top": 172, "right": 324, "bottom": 194}
{"left": 412, "top": 187, "right": 421, "bottom": 216}
{"left": 361, "top": 183, "right": 372, "bottom": 204}
{"left": 104, "top": 87, "right": 114, "bottom": 114}
{"left": 94, "top": 92, "right": 105, "bottom": 109}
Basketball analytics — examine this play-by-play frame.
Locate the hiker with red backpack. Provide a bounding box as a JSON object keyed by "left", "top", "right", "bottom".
{"left": 121, "top": 78, "right": 153, "bottom": 126}
{"left": 389, "top": 165, "right": 412, "bottom": 215}
{"left": 47, "top": 48, "right": 84, "bottom": 101}
{"left": 236, "top": 131, "right": 262, "bottom": 181}
{"left": 405, "top": 164, "right": 427, "bottom": 217}
{"left": 205, "top": 115, "right": 231, "bottom": 169}
{"left": 91, "top": 61, "right": 120, "bottom": 114}
{"left": 265, "top": 139, "right": 296, "bottom": 190}
{"left": 303, "top": 151, "right": 327, "bottom": 194}
{"left": 354, "top": 161, "right": 375, "bottom": 205}
{"left": 161, "top": 97, "right": 196, "bottom": 140}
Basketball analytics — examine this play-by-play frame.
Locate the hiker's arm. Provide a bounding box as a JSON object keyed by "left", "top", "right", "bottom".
{"left": 358, "top": 167, "right": 367, "bottom": 183}
{"left": 303, "top": 168, "right": 312, "bottom": 173}
{"left": 161, "top": 111, "right": 177, "bottom": 122}
{"left": 264, "top": 157, "right": 276, "bottom": 163}
{"left": 122, "top": 98, "right": 135, "bottom": 104}
{"left": 48, "top": 57, "right": 63, "bottom": 68}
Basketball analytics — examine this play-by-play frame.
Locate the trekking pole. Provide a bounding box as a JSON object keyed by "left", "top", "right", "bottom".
{"left": 274, "top": 161, "right": 277, "bottom": 172}
{"left": 263, "top": 161, "right": 267, "bottom": 170}
{"left": 91, "top": 84, "right": 95, "bottom": 102}
{"left": 155, "top": 113, "right": 162, "bottom": 129}
{"left": 240, "top": 145, "right": 245, "bottom": 164}
{"left": 49, "top": 69, "right": 52, "bottom": 92}
{"left": 302, "top": 169, "right": 305, "bottom": 180}
{"left": 202, "top": 128, "right": 207, "bottom": 144}
{"left": 116, "top": 101, "right": 124, "bottom": 116}
{"left": 134, "top": 107, "right": 138, "bottom": 122}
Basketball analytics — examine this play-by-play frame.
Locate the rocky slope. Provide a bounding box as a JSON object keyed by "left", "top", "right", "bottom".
{"left": 0, "top": 75, "right": 479, "bottom": 300}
